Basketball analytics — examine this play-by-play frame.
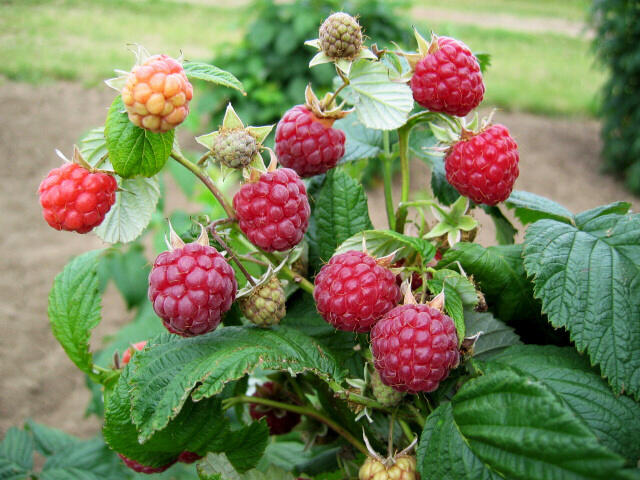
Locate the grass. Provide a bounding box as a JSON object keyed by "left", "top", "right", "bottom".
{"left": 0, "top": 0, "right": 603, "bottom": 116}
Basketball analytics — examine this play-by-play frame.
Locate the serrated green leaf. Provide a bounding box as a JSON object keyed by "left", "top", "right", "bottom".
{"left": 439, "top": 243, "right": 538, "bottom": 324}
{"left": 127, "top": 328, "right": 344, "bottom": 440}
{"left": 418, "top": 402, "right": 501, "bottom": 480}
{"left": 506, "top": 190, "right": 574, "bottom": 225}
{"left": 198, "top": 453, "right": 239, "bottom": 480}
{"left": 452, "top": 369, "right": 627, "bottom": 479}
{"left": 0, "top": 427, "right": 33, "bottom": 479}
{"left": 48, "top": 250, "right": 103, "bottom": 378}
{"left": 346, "top": 60, "right": 413, "bottom": 131}
{"left": 574, "top": 201, "right": 631, "bottom": 224}
{"left": 183, "top": 62, "right": 245, "bottom": 94}
{"left": 463, "top": 310, "right": 521, "bottom": 360}
{"left": 427, "top": 269, "right": 477, "bottom": 342}
{"left": 307, "top": 170, "right": 373, "bottom": 269}
{"left": 334, "top": 230, "right": 436, "bottom": 264}
{"left": 224, "top": 421, "right": 269, "bottom": 473}
{"left": 41, "top": 436, "right": 125, "bottom": 479}
{"left": 103, "top": 366, "right": 228, "bottom": 468}
{"left": 333, "top": 115, "right": 383, "bottom": 163}
{"left": 100, "top": 244, "right": 151, "bottom": 310}
{"left": 105, "top": 96, "right": 174, "bottom": 178}
{"left": 24, "top": 420, "right": 77, "bottom": 456}
{"left": 523, "top": 213, "right": 640, "bottom": 399}
{"left": 94, "top": 176, "right": 160, "bottom": 244}
{"left": 78, "top": 127, "right": 113, "bottom": 171}
{"left": 481, "top": 205, "right": 517, "bottom": 244}
{"left": 482, "top": 345, "right": 640, "bottom": 464}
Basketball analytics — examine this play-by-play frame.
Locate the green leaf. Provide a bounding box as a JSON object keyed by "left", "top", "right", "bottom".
{"left": 427, "top": 269, "right": 478, "bottom": 342}
{"left": 429, "top": 156, "right": 460, "bottom": 206}
{"left": 418, "top": 403, "right": 501, "bottom": 480}
{"left": 0, "top": 427, "right": 33, "bottom": 479}
{"left": 100, "top": 244, "right": 151, "bottom": 310}
{"left": 197, "top": 454, "right": 296, "bottom": 480}
{"left": 439, "top": 243, "right": 537, "bottom": 324}
{"left": 334, "top": 230, "right": 436, "bottom": 264}
{"left": 574, "top": 201, "right": 631, "bottom": 224}
{"left": 463, "top": 310, "right": 521, "bottom": 360}
{"left": 452, "top": 369, "right": 627, "bottom": 479}
{"left": 523, "top": 213, "right": 640, "bottom": 399}
{"left": 94, "top": 175, "right": 160, "bottom": 243}
{"left": 506, "top": 190, "right": 574, "bottom": 225}
{"left": 78, "top": 127, "right": 112, "bottom": 170}
{"left": 48, "top": 250, "right": 103, "bottom": 377}
{"left": 24, "top": 420, "right": 77, "bottom": 456}
{"left": 346, "top": 60, "right": 413, "bottom": 130}
{"left": 480, "top": 205, "right": 517, "bottom": 244}
{"left": 482, "top": 345, "right": 640, "bottom": 464}
{"left": 103, "top": 367, "right": 228, "bottom": 468}
{"left": 183, "top": 62, "right": 245, "bottom": 94}
{"left": 224, "top": 421, "right": 269, "bottom": 473}
{"left": 333, "top": 115, "right": 383, "bottom": 163}
{"left": 307, "top": 170, "right": 373, "bottom": 269}
{"left": 105, "top": 96, "right": 174, "bottom": 178}
{"left": 41, "top": 437, "right": 125, "bottom": 479}
{"left": 127, "top": 328, "right": 344, "bottom": 440}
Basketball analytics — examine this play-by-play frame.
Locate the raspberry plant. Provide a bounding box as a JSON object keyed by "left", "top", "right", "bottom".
{"left": 4, "top": 13, "right": 640, "bottom": 480}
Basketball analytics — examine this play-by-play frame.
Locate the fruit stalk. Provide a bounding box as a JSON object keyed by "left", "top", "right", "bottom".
{"left": 223, "top": 395, "right": 368, "bottom": 456}
{"left": 381, "top": 131, "right": 396, "bottom": 230}
{"left": 395, "top": 126, "right": 411, "bottom": 233}
{"left": 170, "top": 149, "right": 236, "bottom": 219}
{"left": 260, "top": 250, "right": 315, "bottom": 295}
{"left": 209, "top": 229, "right": 257, "bottom": 287}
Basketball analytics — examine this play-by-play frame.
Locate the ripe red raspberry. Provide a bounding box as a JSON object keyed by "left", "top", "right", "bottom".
{"left": 121, "top": 341, "right": 147, "bottom": 366}
{"left": 122, "top": 54, "right": 193, "bottom": 133}
{"left": 148, "top": 243, "right": 237, "bottom": 337}
{"left": 177, "top": 451, "right": 203, "bottom": 464}
{"left": 249, "top": 382, "right": 301, "bottom": 435}
{"left": 410, "top": 36, "right": 484, "bottom": 117}
{"left": 233, "top": 168, "right": 310, "bottom": 252}
{"left": 314, "top": 251, "right": 400, "bottom": 333}
{"left": 371, "top": 304, "right": 459, "bottom": 393}
{"left": 118, "top": 454, "right": 176, "bottom": 474}
{"left": 275, "top": 105, "right": 345, "bottom": 178}
{"left": 38, "top": 163, "right": 117, "bottom": 234}
{"left": 445, "top": 124, "right": 519, "bottom": 205}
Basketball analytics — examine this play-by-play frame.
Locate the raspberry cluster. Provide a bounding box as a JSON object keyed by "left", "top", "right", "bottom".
{"left": 275, "top": 105, "right": 345, "bottom": 178}
{"left": 371, "top": 304, "right": 459, "bottom": 393}
{"left": 38, "top": 163, "right": 117, "bottom": 234}
{"left": 122, "top": 54, "right": 193, "bottom": 133}
{"left": 233, "top": 168, "right": 310, "bottom": 252}
{"left": 148, "top": 243, "right": 237, "bottom": 337}
{"left": 445, "top": 124, "right": 519, "bottom": 205}
{"left": 314, "top": 251, "right": 400, "bottom": 332}
{"left": 410, "top": 36, "right": 484, "bottom": 117}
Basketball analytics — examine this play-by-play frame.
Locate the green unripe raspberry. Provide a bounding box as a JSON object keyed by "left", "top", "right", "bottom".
{"left": 370, "top": 369, "right": 404, "bottom": 407}
{"left": 211, "top": 129, "right": 258, "bottom": 169}
{"left": 239, "top": 276, "right": 286, "bottom": 327}
{"left": 319, "top": 12, "right": 363, "bottom": 60}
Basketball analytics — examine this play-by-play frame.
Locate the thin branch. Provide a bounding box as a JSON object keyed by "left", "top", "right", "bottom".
{"left": 210, "top": 229, "right": 257, "bottom": 287}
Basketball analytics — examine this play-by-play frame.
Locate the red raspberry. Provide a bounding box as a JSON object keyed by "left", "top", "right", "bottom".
{"left": 371, "top": 304, "right": 459, "bottom": 393}
{"left": 177, "top": 451, "right": 203, "bottom": 464}
{"left": 121, "top": 341, "right": 147, "bottom": 366}
{"left": 233, "top": 168, "right": 310, "bottom": 252}
{"left": 314, "top": 251, "right": 400, "bottom": 333}
{"left": 118, "top": 454, "right": 176, "bottom": 474}
{"left": 148, "top": 243, "right": 237, "bottom": 337}
{"left": 275, "top": 105, "right": 345, "bottom": 177}
{"left": 249, "top": 382, "right": 301, "bottom": 435}
{"left": 122, "top": 54, "right": 193, "bottom": 133}
{"left": 410, "top": 36, "right": 484, "bottom": 117}
{"left": 38, "top": 163, "right": 117, "bottom": 234}
{"left": 445, "top": 124, "right": 519, "bottom": 205}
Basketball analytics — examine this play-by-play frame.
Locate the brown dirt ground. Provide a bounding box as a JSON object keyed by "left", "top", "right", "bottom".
{"left": 0, "top": 80, "right": 637, "bottom": 440}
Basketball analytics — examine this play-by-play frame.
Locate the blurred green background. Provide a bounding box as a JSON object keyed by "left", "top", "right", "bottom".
{"left": 2, "top": 0, "right": 598, "bottom": 117}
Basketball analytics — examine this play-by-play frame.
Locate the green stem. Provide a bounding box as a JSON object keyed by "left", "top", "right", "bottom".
{"left": 327, "top": 380, "right": 391, "bottom": 412}
{"left": 388, "top": 408, "right": 398, "bottom": 456}
{"left": 398, "top": 418, "right": 415, "bottom": 444}
{"left": 395, "top": 126, "right": 411, "bottom": 233}
{"left": 327, "top": 67, "right": 351, "bottom": 106}
{"left": 261, "top": 250, "right": 315, "bottom": 295}
{"left": 210, "top": 229, "right": 257, "bottom": 287}
{"left": 381, "top": 131, "right": 396, "bottom": 230}
{"left": 406, "top": 404, "right": 426, "bottom": 428}
{"left": 224, "top": 395, "right": 368, "bottom": 456}
{"left": 170, "top": 150, "right": 236, "bottom": 219}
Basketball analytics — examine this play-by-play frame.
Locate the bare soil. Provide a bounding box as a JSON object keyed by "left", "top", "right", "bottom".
{"left": 0, "top": 80, "right": 636, "bottom": 439}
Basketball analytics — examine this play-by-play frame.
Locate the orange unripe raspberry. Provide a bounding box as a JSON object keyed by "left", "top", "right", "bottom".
{"left": 122, "top": 55, "right": 193, "bottom": 133}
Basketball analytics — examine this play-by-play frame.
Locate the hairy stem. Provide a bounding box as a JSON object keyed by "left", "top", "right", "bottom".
{"left": 327, "top": 67, "right": 351, "bottom": 106}
{"left": 395, "top": 126, "right": 411, "bottom": 233}
{"left": 381, "top": 131, "right": 396, "bottom": 230}
{"left": 261, "top": 250, "right": 315, "bottom": 295}
{"left": 210, "top": 229, "right": 256, "bottom": 287}
{"left": 223, "top": 395, "right": 368, "bottom": 456}
{"left": 170, "top": 150, "right": 235, "bottom": 219}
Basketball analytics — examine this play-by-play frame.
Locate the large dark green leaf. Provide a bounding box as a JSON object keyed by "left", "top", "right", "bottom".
{"left": 48, "top": 250, "right": 103, "bottom": 378}
{"left": 523, "top": 211, "right": 640, "bottom": 399}
{"left": 506, "top": 190, "right": 574, "bottom": 225}
{"left": 452, "top": 370, "right": 628, "bottom": 479}
{"left": 464, "top": 310, "right": 521, "bottom": 360}
{"left": 127, "top": 328, "right": 344, "bottom": 440}
{"left": 105, "top": 96, "right": 174, "bottom": 178}
{"left": 307, "top": 170, "right": 373, "bottom": 269}
{"left": 100, "top": 245, "right": 151, "bottom": 309}
{"left": 481, "top": 345, "right": 640, "bottom": 463}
